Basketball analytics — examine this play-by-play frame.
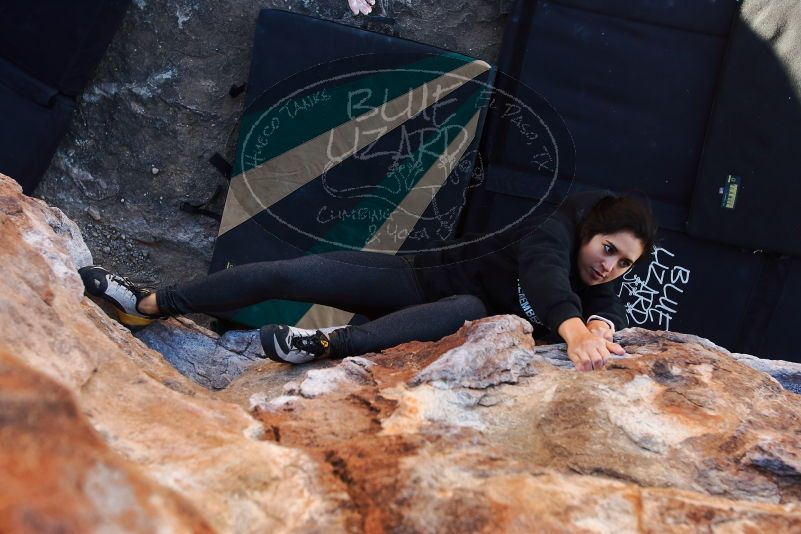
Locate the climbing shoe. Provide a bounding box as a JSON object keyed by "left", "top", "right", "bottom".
{"left": 260, "top": 324, "right": 337, "bottom": 364}
{"left": 78, "top": 266, "right": 164, "bottom": 327}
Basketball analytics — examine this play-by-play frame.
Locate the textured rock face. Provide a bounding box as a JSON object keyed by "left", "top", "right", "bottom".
{"left": 3, "top": 172, "right": 801, "bottom": 532}
{"left": 134, "top": 317, "right": 265, "bottom": 389}
{"left": 35, "top": 0, "right": 506, "bottom": 297}
{"left": 0, "top": 174, "right": 354, "bottom": 532}
{"left": 237, "top": 319, "right": 801, "bottom": 530}
{"left": 0, "top": 352, "right": 213, "bottom": 533}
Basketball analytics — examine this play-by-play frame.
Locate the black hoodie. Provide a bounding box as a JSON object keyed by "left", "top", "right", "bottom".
{"left": 411, "top": 190, "right": 629, "bottom": 340}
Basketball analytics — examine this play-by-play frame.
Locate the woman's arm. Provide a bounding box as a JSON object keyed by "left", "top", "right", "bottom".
{"left": 517, "top": 217, "right": 584, "bottom": 332}
{"left": 517, "top": 216, "right": 625, "bottom": 371}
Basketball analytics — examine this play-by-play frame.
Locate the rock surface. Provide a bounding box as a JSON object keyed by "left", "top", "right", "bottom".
{"left": 0, "top": 174, "right": 354, "bottom": 532}
{"left": 134, "top": 317, "right": 265, "bottom": 389}
{"left": 3, "top": 171, "right": 801, "bottom": 532}
{"left": 34, "top": 0, "right": 506, "bottom": 303}
{"left": 0, "top": 352, "right": 213, "bottom": 533}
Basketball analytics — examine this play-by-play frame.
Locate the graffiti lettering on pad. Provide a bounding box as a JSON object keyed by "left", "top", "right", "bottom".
{"left": 618, "top": 246, "right": 690, "bottom": 330}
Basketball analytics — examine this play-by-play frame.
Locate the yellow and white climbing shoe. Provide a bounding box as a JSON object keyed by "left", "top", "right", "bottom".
{"left": 78, "top": 266, "right": 164, "bottom": 327}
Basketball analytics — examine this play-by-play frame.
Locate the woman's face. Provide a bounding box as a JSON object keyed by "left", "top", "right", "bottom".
{"left": 577, "top": 230, "right": 644, "bottom": 286}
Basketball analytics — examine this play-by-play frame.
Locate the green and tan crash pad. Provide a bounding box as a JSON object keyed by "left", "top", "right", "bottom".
{"left": 209, "top": 9, "right": 493, "bottom": 329}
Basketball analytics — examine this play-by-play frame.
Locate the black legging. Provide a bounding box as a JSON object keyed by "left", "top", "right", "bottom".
{"left": 155, "top": 251, "right": 486, "bottom": 358}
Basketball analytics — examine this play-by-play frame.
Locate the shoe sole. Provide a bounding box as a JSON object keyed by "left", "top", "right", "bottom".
{"left": 115, "top": 310, "right": 154, "bottom": 327}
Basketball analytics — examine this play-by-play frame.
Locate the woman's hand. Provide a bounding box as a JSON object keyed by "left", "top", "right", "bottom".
{"left": 587, "top": 319, "right": 614, "bottom": 342}
{"left": 567, "top": 331, "right": 625, "bottom": 371}
{"left": 558, "top": 317, "right": 625, "bottom": 372}
{"left": 348, "top": 0, "right": 375, "bottom": 15}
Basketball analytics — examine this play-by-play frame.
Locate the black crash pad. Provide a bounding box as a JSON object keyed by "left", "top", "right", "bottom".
{"left": 470, "top": 0, "right": 740, "bottom": 233}
{"left": 688, "top": 0, "right": 801, "bottom": 256}
{"left": 0, "top": 0, "right": 130, "bottom": 193}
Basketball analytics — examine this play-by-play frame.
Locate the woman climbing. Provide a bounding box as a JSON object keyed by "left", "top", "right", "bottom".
{"left": 79, "top": 189, "right": 658, "bottom": 372}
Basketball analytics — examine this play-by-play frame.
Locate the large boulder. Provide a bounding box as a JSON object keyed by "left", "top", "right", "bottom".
{"left": 2, "top": 171, "right": 801, "bottom": 531}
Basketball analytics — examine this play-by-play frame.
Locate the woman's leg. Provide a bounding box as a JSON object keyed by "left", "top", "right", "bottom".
{"left": 332, "top": 294, "right": 486, "bottom": 357}
{"left": 261, "top": 294, "right": 486, "bottom": 363}
{"left": 156, "top": 250, "right": 424, "bottom": 317}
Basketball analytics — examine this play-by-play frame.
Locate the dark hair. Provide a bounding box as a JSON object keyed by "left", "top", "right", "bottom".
{"left": 578, "top": 193, "right": 659, "bottom": 264}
